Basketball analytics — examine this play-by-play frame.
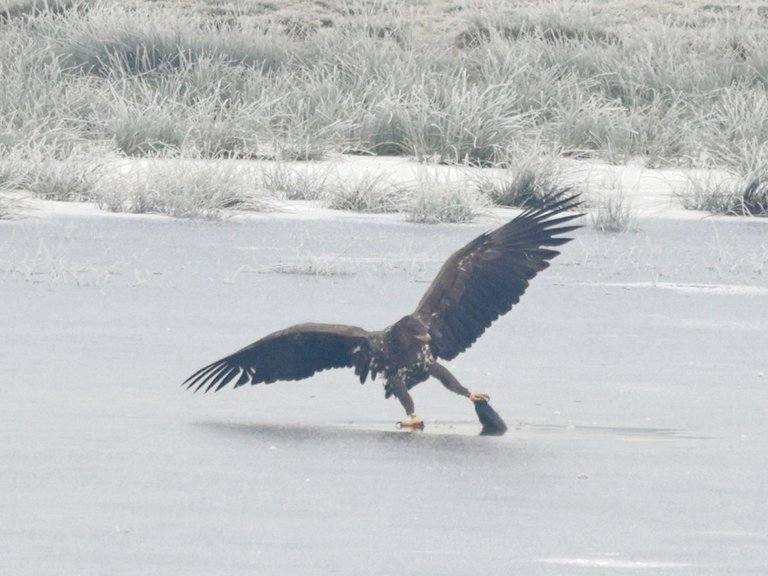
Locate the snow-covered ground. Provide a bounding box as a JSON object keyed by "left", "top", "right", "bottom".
{"left": 1, "top": 159, "right": 767, "bottom": 574}
{"left": 6, "top": 154, "right": 748, "bottom": 222}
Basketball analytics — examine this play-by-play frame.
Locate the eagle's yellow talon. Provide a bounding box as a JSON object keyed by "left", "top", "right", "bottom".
{"left": 397, "top": 415, "right": 425, "bottom": 430}
{"left": 469, "top": 392, "right": 490, "bottom": 402}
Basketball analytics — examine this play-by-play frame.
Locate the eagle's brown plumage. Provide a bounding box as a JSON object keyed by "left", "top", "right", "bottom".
{"left": 184, "top": 192, "right": 583, "bottom": 432}
{"left": 183, "top": 324, "right": 373, "bottom": 392}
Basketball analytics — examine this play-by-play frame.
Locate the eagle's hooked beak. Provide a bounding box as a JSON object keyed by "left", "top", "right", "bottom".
{"left": 415, "top": 333, "right": 432, "bottom": 342}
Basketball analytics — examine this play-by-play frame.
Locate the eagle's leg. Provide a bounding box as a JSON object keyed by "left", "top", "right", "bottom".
{"left": 389, "top": 377, "right": 424, "bottom": 430}
{"left": 429, "top": 362, "right": 490, "bottom": 403}
{"left": 430, "top": 362, "right": 506, "bottom": 435}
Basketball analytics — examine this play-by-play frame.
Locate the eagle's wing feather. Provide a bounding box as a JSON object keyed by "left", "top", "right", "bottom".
{"left": 414, "top": 193, "right": 582, "bottom": 360}
{"left": 183, "top": 323, "right": 373, "bottom": 392}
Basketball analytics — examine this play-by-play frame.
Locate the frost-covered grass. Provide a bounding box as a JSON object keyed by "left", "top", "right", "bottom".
{"left": 591, "top": 191, "right": 638, "bottom": 233}
{"left": 0, "top": 142, "right": 275, "bottom": 218}
{"left": 478, "top": 150, "right": 570, "bottom": 208}
{"left": 0, "top": 143, "right": 107, "bottom": 202}
{"left": 0, "top": 0, "right": 77, "bottom": 19}
{"left": 95, "top": 160, "right": 266, "bottom": 218}
{"left": 1, "top": 237, "right": 116, "bottom": 285}
{"left": 260, "top": 257, "right": 353, "bottom": 277}
{"left": 259, "top": 162, "right": 331, "bottom": 201}
{"left": 679, "top": 173, "right": 768, "bottom": 217}
{"left": 0, "top": 194, "right": 14, "bottom": 219}
{"left": 257, "top": 162, "right": 487, "bottom": 221}
{"left": 323, "top": 169, "right": 405, "bottom": 213}
{"left": 405, "top": 167, "right": 489, "bottom": 223}
{"left": 2, "top": 0, "right": 768, "bottom": 168}
{"left": 588, "top": 173, "right": 638, "bottom": 232}
{"left": 3, "top": 0, "right": 768, "bottom": 220}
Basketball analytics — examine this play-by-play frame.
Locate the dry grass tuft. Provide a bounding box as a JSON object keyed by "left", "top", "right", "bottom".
{"left": 405, "top": 167, "right": 489, "bottom": 223}
{"left": 0, "top": 194, "right": 15, "bottom": 219}
{"left": 679, "top": 172, "right": 768, "bottom": 217}
{"left": 95, "top": 160, "right": 266, "bottom": 218}
{"left": 478, "top": 150, "right": 570, "bottom": 208}
{"left": 324, "top": 169, "right": 405, "bottom": 213}
{"left": 588, "top": 172, "right": 638, "bottom": 232}
{"left": 259, "top": 162, "right": 331, "bottom": 201}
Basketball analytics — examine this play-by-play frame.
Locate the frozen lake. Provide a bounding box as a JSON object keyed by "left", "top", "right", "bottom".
{"left": 1, "top": 210, "right": 767, "bottom": 574}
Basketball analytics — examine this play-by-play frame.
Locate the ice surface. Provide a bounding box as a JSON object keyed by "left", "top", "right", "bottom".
{"left": 1, "top": 211, "right": 767, "bottom": 575}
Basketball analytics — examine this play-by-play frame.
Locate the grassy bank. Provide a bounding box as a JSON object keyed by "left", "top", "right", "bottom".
{"left": 1, "top": 0, "right": 767, "bottom": 219}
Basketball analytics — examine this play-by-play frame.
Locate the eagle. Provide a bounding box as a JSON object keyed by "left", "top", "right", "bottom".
{"left": 184, "top": 192, "right": 582, "bottom": 433}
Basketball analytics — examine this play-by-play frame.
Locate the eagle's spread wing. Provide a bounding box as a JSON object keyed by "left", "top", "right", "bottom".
{"left": 183, "top": 323, "right": 373, "bottom": 392}
{"left": 414, "top": 193, "right": 582, "bottom": 360}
